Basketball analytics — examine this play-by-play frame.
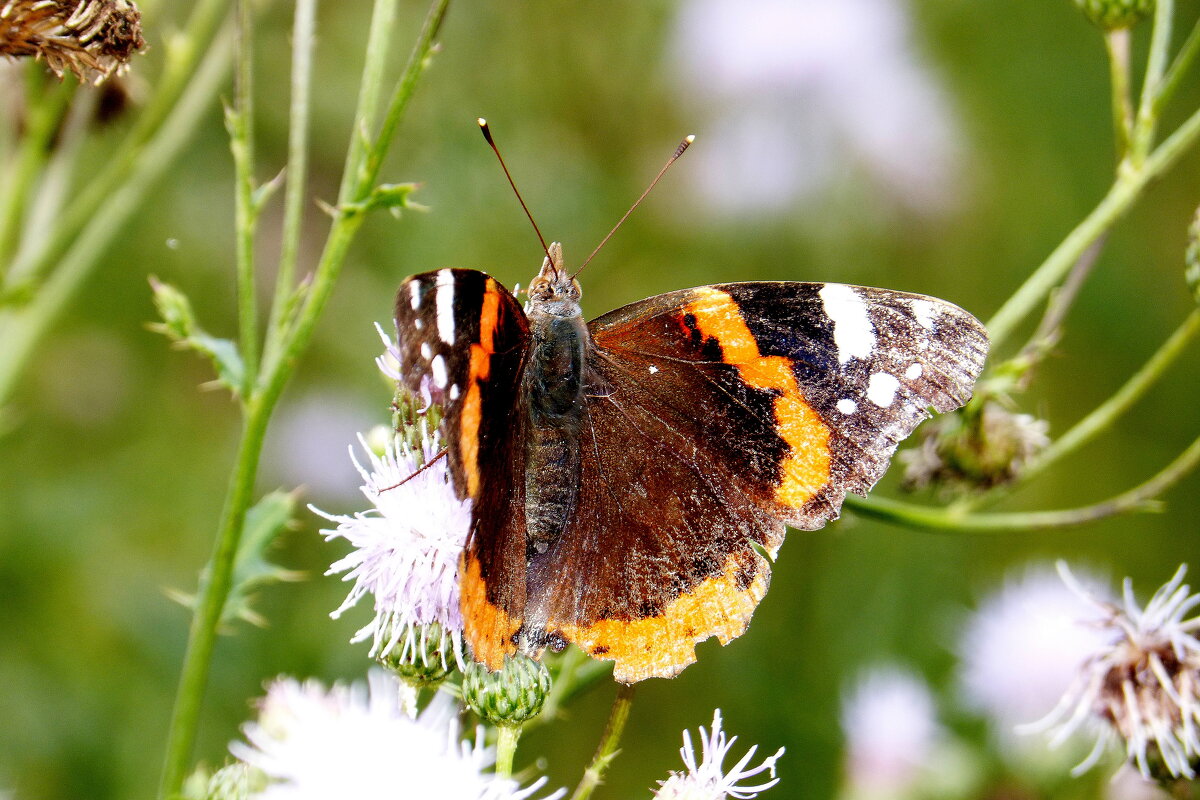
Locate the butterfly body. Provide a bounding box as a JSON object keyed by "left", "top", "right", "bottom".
{"left": 394, "top": 243, "right": 988, "bottom": 683}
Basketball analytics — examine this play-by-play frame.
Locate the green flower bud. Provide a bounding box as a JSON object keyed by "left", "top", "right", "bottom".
{"left": 1072, "top": 0, "right": 1154, "bottom": 30}
{"left": 378, "top": 623, "right": 459, "bottom": 688}
{"left": 462, "top": 655, "right": 551, "bottom": 726}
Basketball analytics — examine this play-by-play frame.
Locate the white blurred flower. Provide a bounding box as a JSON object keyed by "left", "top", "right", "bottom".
{"left": 1026, "top": 564, "right": 1200, "bottom": 781}
{"left": 231, "top": 670, "right": 558, "bottom": 800}
{"left": 655, "top": 709, "right": 784, "bottom": 799}
{"left": 312, "top": 422, "right": 471, "bottom": 659}
{"left": 670, "top": 0, "right": 962, "bottom": 217}
{"left": 841, "top": 666, "right": 939, "bottom": 798}
{"left": 958, "top": 562, "right": 1114, "bottom": 748}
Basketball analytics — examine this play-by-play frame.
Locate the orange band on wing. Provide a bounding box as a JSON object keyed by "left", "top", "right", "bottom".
{"left": 460, "top": 550, "right": 520, "bottom": 671}
{"left": 686, "top": 288, "right": 831, "bottom": 508}
{"left": 555, "top": 552, "right": 769, "bottom": 683}
{"left": 458, "top": 279, "right": 503, "bottom": 498}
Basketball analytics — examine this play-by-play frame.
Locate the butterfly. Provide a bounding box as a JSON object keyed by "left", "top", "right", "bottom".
{"left": 393, "top": 242, "right": 988, "bottom": 683}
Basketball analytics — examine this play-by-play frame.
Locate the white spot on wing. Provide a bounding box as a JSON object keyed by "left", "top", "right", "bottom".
{"left": 414, "top": 318, "right": 423, "bottom": 330}
{"left": 449, "top": 383, "right": 460, "bottom": 401}
{"left": 420, "top": 342, "right": 432, "bottom": 360}
{"left": 820, "top": 284, "right": 875, "bottom": 365}
{"left": 648, "top": 365, "right": 659, "bottom": 374}
{"left": 867, "top": 372, "right": 900, "bottom": 407}
{"left": 905, "top": 363, "right": 923, "bottom": 380}
{"left": 836, "top": 398, "right": 857, "bottom": 414}
{"left": 435, "top": 269, "right": 456, "bottom": 344}
{"left": 430, "top": 354, "right": 448, "bottom": 389}
{"left": 910, "top": 299, "right": 939, "bottom": 331}
{"left": 408, "top": 280, "right": 421, "bottom": 310}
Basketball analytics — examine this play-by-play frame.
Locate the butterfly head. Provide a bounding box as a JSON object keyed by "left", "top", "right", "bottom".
{"left": 526, "top": 241, "right": 582, "bottom": 318}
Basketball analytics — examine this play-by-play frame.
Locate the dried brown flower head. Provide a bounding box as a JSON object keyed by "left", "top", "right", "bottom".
{"left": 0, "top": 0, "right": 144, "bottom": 84}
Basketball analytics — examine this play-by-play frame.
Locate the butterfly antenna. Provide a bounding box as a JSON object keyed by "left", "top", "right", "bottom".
{"left": 572, "top": 134, "right": 694, "bottom": 279}
{"left": 478, "top": 118, "right": 551, "bottom": 262}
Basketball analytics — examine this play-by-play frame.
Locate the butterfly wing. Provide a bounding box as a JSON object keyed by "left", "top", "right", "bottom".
{"left": 394, "top": 269, "right": 531, "bottom": 668}
{"left": 520, "top": 281, "right": 987, "bottom": 682}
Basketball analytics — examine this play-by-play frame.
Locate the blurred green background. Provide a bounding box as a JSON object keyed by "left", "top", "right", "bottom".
{"left": 3, "top": 1, "right": 1200, "bottom": 798}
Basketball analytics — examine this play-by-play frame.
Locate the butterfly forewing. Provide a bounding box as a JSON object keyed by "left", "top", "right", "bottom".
{"left": 393, "top": 268, "right": 530, "bottom": 501}
{"left": 589, "top": 281, "right": 988, "bottom": 527}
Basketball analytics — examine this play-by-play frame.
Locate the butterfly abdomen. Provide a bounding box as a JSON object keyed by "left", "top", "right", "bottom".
{"left": 524, "top": 309, "right": 590, "bottom": 556}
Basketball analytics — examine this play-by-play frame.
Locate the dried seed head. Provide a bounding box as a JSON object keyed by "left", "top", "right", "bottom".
{"left": 0, "top": 0, "right": 144, "bottom": 84}
{"left": 1026, "top": 564, "right": 1200, "bottom": 783}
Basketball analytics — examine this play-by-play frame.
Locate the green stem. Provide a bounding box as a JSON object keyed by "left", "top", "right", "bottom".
{"left": 156, "top": 3, "right": 448, "bottom": 795}
{"left": 1105, "top": 28, "right": 1134, "bottom": 161}
{"left": 334, "top": 0, "right": 398, "bottom": 206}
{"left": 495, "top": 724, "right": 522, "bottom": 781}
{"left": 846, "top": 432, "right": 1200, "bottom": 531}
{"left": 1155, "top": 17, "right": 1200, "bottom": 117}
{"left": 1021, "top": 308, "right": 1200, "bottom": 482}
{"left": 1131, "top": 0, "right": 1175, "bottom": 161}
{"left": 264, "top": 0, "right": 316, "bottom": 366}
{"left": 571, "top": 684, "right": 636, "bottom": 800}
{"left": 156, "top": 394, "right": 273, "bottom": 799}
{"left": 987, "top": 99, "right": 1200, "bottom": 353}
{"left": 0, "top": 34, "right": 233, "bottom": 410}
{"left": 0, "top": 78, "right": 74, "bottom": 269}
{"left": 361, "top": 0, "right": 450, "bottom": 191}
{"left": 231, "top": 0, "right": 259, "bottom": 393}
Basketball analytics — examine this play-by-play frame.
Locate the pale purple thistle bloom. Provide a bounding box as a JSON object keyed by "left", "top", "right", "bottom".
{"left": 1024, "top": 563, "right": 1200, "bottom": 780}
{"left": 959, "top": 563, "right": 1114, "bottom": 747}
{"left": 656, "top": 710, "right": 784, "bottom": 799}
{"left": 312, "top": 420, "right": 471, "bottom": 659}
{"left": 231, "top": 671, "right": 559, "bottom": 800}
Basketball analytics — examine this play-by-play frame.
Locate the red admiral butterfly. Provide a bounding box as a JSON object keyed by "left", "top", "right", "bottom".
{"left": 393, "top": 242, "right": 988, "bottom": 683}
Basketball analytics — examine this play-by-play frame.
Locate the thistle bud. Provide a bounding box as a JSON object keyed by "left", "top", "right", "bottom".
{"left": 1072, "top": 0, "right": 1154, "bottom": 30}
{"left": 462, "top": 655, "right": 551, "bottom": 726}
{"left": 377, "top": 622, "right": 460, "bottom": 688}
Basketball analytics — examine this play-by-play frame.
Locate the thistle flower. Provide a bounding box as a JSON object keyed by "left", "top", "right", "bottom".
{"left": 0, "top": 0, "right": 144, "bottom": 84}
{"left": 1026, "top": 563, "right": 1200, "bottom": 782}
{"left": 958, "top": 563, "right": 1114, "bottom": 747}
{"left": 840, "top": 667, "right": 940, "bottom": 798}
{"left": 231, "top": 670, "right": 560, "bottom": 800}
{"left": 312, "top": 422, "right": 471, "bottom": 663}
{"left": 655, "top": 710, "right": 784, "bottom": 800}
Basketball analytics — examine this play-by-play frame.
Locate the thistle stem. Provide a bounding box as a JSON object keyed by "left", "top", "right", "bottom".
{"left": 0, "top": 33, "right": 233, "bottom": 410}
{"left": 986, "top": 95, "right": 1200, "bottom": 352}
{"left": 264, "top": 0, "right": 317, "bottom": 366}
{"left": 232, "top": 0, "right": 259, "bottom": 393}
{"left": 1022, "top": 308, "right": 1200, "bottom": 482}
{"left": 1131, "top": 0, "right": 1175, "bottom": 161}
{"left": 156, "top": 3, "right": 449, "bottom": 795}
{"left": 1105, "top": 29, "right": 1134, "bottom": 161}
{"left": 495, "top": 724, "right": 522, "bottom": 780}
{"left": 1155, "top": 16, "right": 1200, "bottom": 117}
{"left": 846, "top": 431, "right": 1200, "bottom": 531}
{"left": 571, "top": 684, "right": 636, "bottom": 800}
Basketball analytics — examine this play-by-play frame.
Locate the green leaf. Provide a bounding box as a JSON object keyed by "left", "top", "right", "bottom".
{"left": 167, "top": 490, "right": 302, "bottom": 630}
{"left": 148, "top": 277, "right": 246, "bottom": 396}
{"left": 342, "top": 182, "right": 426, "bottom": 218}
